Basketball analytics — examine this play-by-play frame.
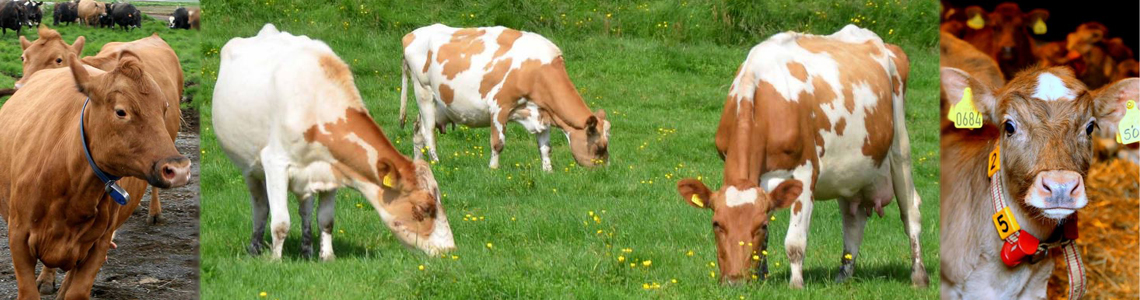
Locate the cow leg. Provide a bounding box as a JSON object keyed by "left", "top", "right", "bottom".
{"left": 836, "top": 197, "right": 869, "bottom": 283}
{"left": 488, "top": 110, "right": 510, "bottom": 169}
{"left": 57, "top": 238, "right": 111, "bottom": 300}
{"left": 536, "top": 128, "right": 552, "bottom": 172}
{"left": 783, "top": 173, "right": 815, "bottom": 289}
{"left": 148, "top": 186, "right": 164, "bottom": 225}
{"left": 890, "top": 149, "right": 928, "bottom": 287}
{"left": 245, "top": 174, "right": 269, "bottom": 256}
{"left": 413, "top": 83, "right": 440, "bottom": 162}
{"left": 36, "top": 265, "right": 57, "bottom": 295}
{"left": 298, "top": 193, "right": 315, "bottom": 259}
{"left": 317, "top": 190, "right": 337, "bottom": 261}
{"left": 261, "top": 148, "right": 292, "bottom": 260}
{"left": 9, "top": 229, "right": 39, "bottom": 299}
{"left": 412, "top": 118, "right": 426, "bottom": 160}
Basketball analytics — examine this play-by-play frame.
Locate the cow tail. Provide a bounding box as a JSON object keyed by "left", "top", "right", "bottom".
{"left": 399, "top": 60, "right": 409, "bottom": 129}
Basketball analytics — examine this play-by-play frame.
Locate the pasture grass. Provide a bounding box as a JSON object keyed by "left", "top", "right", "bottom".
{"left": 197, "top": 0, "right": 941, "bottom": 298}
{"left": 0, "top": 13, "right": 202, "bottom": 106}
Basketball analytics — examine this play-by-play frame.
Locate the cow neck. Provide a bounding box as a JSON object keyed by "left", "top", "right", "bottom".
{"left": 528, "top": 58, "right": 594, "bottom": 130}
{"left": 723, "top": 98, "right": 763, "bottom": 188}
{"left": 76, "top": 97, "right": 129, "bottom": 205}
{"left": 356, "top": 111, "right": 418, "bottom": 190}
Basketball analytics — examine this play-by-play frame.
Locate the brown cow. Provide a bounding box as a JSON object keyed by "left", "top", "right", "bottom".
{"left": 0, "top": 52, "right": 191, "bottom": 299}
{"left": 16, "top": 26, "right": 84, "bottom": 89}
{"left": 940, "top": 66, "right": 1137, "bottom": 298}
{"left": 961, "top": 3, "right": 1049, "bottom": 79}
{"left": 75, "top": 0, "right": 101, "bottom": 27}
{"left": 941, "top": 31, "right": 1005, "bottom": 132}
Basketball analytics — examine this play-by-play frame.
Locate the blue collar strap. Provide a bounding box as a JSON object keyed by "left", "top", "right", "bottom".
{"left": 80, "top": 97, "right": 129, "bottom": 205}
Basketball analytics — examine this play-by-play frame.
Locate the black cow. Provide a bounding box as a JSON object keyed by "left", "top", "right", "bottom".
{"left": 0, "top": 0, "right": 26, "bottom": 36}
{"left": 97, "top": 2, "right": 113, "bottom": 28}
{"left": 20, "top": 0, "right": 40, "bottom": 27}
{"left": 52, "top": 0, "right": 77, "bottom": 26}
{"left": 107, "top": 2, "right": 138, "bottom": 31}
{"left": 169, "top": 6, "right": 189, "bottom": 29}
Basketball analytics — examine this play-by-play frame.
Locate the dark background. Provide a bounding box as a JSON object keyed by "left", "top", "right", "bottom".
{"left": 943, "top": 0, "right": 1139, "bottom": 55}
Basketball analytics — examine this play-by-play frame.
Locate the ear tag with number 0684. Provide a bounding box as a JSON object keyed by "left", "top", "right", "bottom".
{"left": 949, "top": 87, "right": 984, "bottom": 129}
{"left": 1117, "top": 100, "right": 1139, "bottom": 145}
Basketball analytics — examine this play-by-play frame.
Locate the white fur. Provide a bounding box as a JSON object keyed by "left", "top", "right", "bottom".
{"left": 724, "top": 186, "right": 759, "bottom": 207}
{"left": 1031, "top": 72, "right": 1076, "bottom": 101}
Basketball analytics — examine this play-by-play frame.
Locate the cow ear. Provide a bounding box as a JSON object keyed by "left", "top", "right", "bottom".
{"left": 71, "top": 35, "right": 85, "bottom": 55}
{"left": 19, "top": 35, "right": 30, "bottom": 50}
{"left": 941, "top": 67, "right": 999, "bottom": 125}
{"left": 585, "top": 115, "right": 598, "bottom": 135}
{"left": 768, "top": 180, "right": 803, "bottom": 210}
{"left": 1093, "top": 77, "right": 1140, "bottom": 131}
{"left": 594, "top": 109, "right": 606, "bottom": 120}
{"left": 1025, "top": 8, "right": 1049, "bottom": 23}
{"left": 377, "top": 158, "right": 401, "bottom": 190}
{"left": 677, "top": 178, "right": 713, "bottom": 210}
{"left": 67, "top": 53, "right": 95, "bottom": 95}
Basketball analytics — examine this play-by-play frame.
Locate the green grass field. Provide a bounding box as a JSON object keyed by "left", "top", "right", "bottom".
{"left": 197, "top": 0, "right": 940, "bottom": 298}
{"left": 0, "top": 12, "right": 202, "bottom": 106}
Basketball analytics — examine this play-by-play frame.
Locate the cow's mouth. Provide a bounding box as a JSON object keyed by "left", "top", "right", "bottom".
{"left": 1040, "top": 207, "right": 1076, "bottom": 219}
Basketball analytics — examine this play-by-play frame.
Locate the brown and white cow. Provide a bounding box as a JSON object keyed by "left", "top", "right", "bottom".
{"left": 940, "top": 65, "right": 1138, "bottom": 298}
{"left": 400, "top": 24, "right": 610, "bottom": 172}
{"left": 961, "top": 3, "right": 1049, "bottom": 80}
{"left": 0, "top": 52, "right": 191, "bottom": 299}
{"left": 676, "top": 25, "right": 927, "bottom": 287}
{"left": 214, "top": 24, "right": 454, "bottom": 260}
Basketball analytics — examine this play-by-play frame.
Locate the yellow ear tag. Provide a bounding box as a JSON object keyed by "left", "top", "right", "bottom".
{"left": 991, "top": 206, "right": 1020, "bottom": 240}
{"left": 949, "top": 87, "right": 984, "bottom": 129}
{"left": 690, "top": 194, "right": 705, "bottom": 208}
{"left": 383, "top": 174, "right": 394, "bottom": 188}
{"left": 967, "top": 14, "right": 985, "bottom": 30}
{"left": 1032, "top": 19, "right": 1047, "bottom": 35}
{"left": 987, "top": 145, "right": 1001, "bottom": 177}
{"left": 1119, "top": 100, "right": 1140, "bottom": 145}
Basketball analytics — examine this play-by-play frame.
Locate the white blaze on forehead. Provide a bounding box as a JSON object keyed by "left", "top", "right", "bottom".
{"left": 1031, "top": 72, "right": 1076, "bottom": 101}
{"left": 724, "top": 186, "right": 759, "bottom": 207}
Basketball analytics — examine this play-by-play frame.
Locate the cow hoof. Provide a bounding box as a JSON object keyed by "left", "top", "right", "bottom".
{"left": 911, "top": 268, "right": 929, "bottom": 288}
{"left": 300, "top": 246, "right": 314, "bottom": 259}
{"left": 789, "top": 278, "right": 804, "bottom": 289}
{"left": 38, "top": 281, "right": 56, "bottom": 295}
{"left": 835, "top": 263, "right": 855, "bottom": 283}
{"left": 320, "top": 253, "right": 335, "bottom": 261}
{"left": 247, "top": 243, "right": 264, "bottom": 256}
{"left": 147, "top": 214, "right": 165, "bottom": 225}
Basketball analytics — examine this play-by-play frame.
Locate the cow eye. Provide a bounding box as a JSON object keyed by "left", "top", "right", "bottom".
{"left": 115, "top": 109, "right": 127, "bottom": 117}
{"left": 55, "top": 58, "right": 62, "bottom": 64}
{"left": 1003, "top": 120, "right": 1016, "bottom": 136}
{"left": 1085, "top": 121, "right": 1096, "bottom": 135}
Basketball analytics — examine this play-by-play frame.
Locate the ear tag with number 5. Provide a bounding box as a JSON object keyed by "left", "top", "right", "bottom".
{"left": 949, "top": 87, "right": 984, "bottom": 129}
{"left": 1117, "top": 100, "right": 1139, "bottom": 145}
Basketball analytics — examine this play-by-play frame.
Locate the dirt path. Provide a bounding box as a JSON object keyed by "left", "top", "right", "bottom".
{"left": 0, "top": 108, "right": 201, "bottom": 299}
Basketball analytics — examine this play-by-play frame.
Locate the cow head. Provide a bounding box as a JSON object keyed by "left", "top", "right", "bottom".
{"left": 943, "top": 66, "right": 1139, "bottom": 220}
{"left": 676, "top": 178, "right": 802, "bottom": 284}
{"left": 984, "top": 3, "right": 1045, "bottom": 62}
{"left": 567, "top": 110, "right": 610, "bottom": 167}
{"left": 167, "top": 16, "right": 174, "bottom": 28}
{"left": 67, "top": 51, "right": 191, "bottom": 189}
{"left": 17, "top": 26, "right": 84, "bottom": 89}
{"left": 376, "top": 160, "right": 455, "bottom": 256}
{"left": 1063, "top": 22, "right": 1108, "bottom": 74}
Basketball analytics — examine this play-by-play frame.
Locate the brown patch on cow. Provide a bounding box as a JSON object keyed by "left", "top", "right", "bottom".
{"left": 303, "top": 108, "right": 417, "bottom": 187}
{"left": 479, "top": 58, "right": 513, "bottom": 98}
{"left": 438, "top": 84, "right": 455, "bottom": 105}
{"left": 787, "top": 62, "right": 808, "bottom": 82}
{"left": 861, "top": 95, "right": 894, "bottom": 166}
{"left": 318, "top": 54, "right": 360, "bottom": 102}
{"left": 402, "top": 33, "right": 416, "bottom": 48}
{"left": 834, "top": 118, "right": 847, "bottom": 135}
{"left": 436, "top": 29, "right": 486, "bottom": 80}
{"left": 422, "top": 50, "right": 433, "bottom": 74}
{"left": 492, "top": 58, "right": 544, "bottom": 108}
{"left": 792, "top": 201, "right": 803, "bottom": 214}
{"left": 493, "top": 29, "right": 522, "bottom": 58}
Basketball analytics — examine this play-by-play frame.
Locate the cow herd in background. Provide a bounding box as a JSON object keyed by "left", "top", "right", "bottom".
{"left": 941, "top": 1, "right": 1140, "bottom": 163}
{"left": 0, "top": 0, "right": 199, "bottom": 35}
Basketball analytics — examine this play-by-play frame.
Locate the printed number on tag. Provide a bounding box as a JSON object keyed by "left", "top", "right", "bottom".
{"left": 949, "top": 87, "right": 984, "bottom": 129}
{"left": 987, "top": 145, "right": 1001, "bottom": 177}
{"left": 992, "top": 207, "right": 1020, "bottom": 240}
{"left": 1119, "top": 100, "right": 1140, "bottom": 145}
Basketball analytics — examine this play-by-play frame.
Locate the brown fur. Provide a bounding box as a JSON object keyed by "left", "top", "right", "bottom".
{"left": 435, "top": 29, "right": 485, "bottom": 79}
{"left": 17, "top": 26, "right": 85, "bottom": 88}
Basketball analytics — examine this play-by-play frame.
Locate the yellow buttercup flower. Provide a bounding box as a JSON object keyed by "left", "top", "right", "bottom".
{"left": 418, "top": 265, "right": 425, "bottom": 271}
{"left": 686, "top": 250, "right": 694, "bottom": 256}
{"left": 259, "top": 292, "right": 267, "bottom": 297}
{"left": 642, "top": 260, "right": 652, "bottom": 267}
{"left": 618, "top": 256, "right": 625, "bottom": 262}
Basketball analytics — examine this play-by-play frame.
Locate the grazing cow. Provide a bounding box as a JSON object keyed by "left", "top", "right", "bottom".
{"left": 214, "top": 24, "right": 455, "bottom": 260}
{"left": 961, "top": 3, "right": 1049, "bottom": 79}
{"left": 52, "top": 0, "right": 77, "bottom": 26}
{"left": 0, "top": 0, "right": 26, "bottom": 36}
{"left": 676, "top": 25, "right": 926, "bottom": 287}
{"left": 940, "top": 66, "right": 1138, "bottom": 299}
{"left": 105, "top": 2, "right": 138, "bottom": 31}
{"left": 168, "top": 7, "right": 192, "bottom": 29}
{"left": 401, "top": 24, "right": 611, "bottom": 172}
{"left": 0, "top": 51, "right": 191, "bottom": 300}
{"left": 75, "top": 0, "right": 103, "bottom": 27}
{"left": 21, "top": 0, "right": 40, "bottom": 27}
{"left": 52, "top": 1, "right": 77, "bottom": 26}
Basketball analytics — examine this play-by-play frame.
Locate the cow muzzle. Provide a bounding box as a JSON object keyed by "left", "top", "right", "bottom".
{"left": 150, "top": 156, "right": 191, "bottom": 188}
{"left": 1028, "top": 170, "right": 1086, "bottom": 219}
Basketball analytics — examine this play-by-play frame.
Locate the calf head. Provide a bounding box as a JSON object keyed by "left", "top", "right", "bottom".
{"left": 567, "top": 110, "right": 610, "bottom": 167}
{"left": 377, "top": 159, "right": 455, "bottom": 256}
{"left": 984, "top": 3, "right": 1046, "bottom": 63}
{"left": 68, "top": 51, "right": 191, "bottom": 189}
{"left": 943, "top": 66, "right": 1139, "bottom": 220}
{"left": 17, "top": 26, "right": 84, "bottom": 89}
{"left": 676, "top": 178, "right": 802, "bottom": 284}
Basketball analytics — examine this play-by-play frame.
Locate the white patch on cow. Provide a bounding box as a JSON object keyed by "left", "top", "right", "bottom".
{"left": 319, "top": 231, "right": 335, "bottom": 260}
{"left": 1031, "top": 72, "right": 1075, "bottom": 101}
{"left": 724, "top": 186, "right": 759, "bottom": 207}
{"left": 425, "top": 206, "right": 456, "bottom": 251}
{"left": 828, "top": 24, "right": 884, "bottom": 44}
{"left": 343, "top": 132, "right": 379, "bottom": 175}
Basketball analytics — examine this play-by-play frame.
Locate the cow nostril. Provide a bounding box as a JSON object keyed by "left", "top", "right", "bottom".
{"left": 163, "top": 166, "right": 175, "bottom": 178}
